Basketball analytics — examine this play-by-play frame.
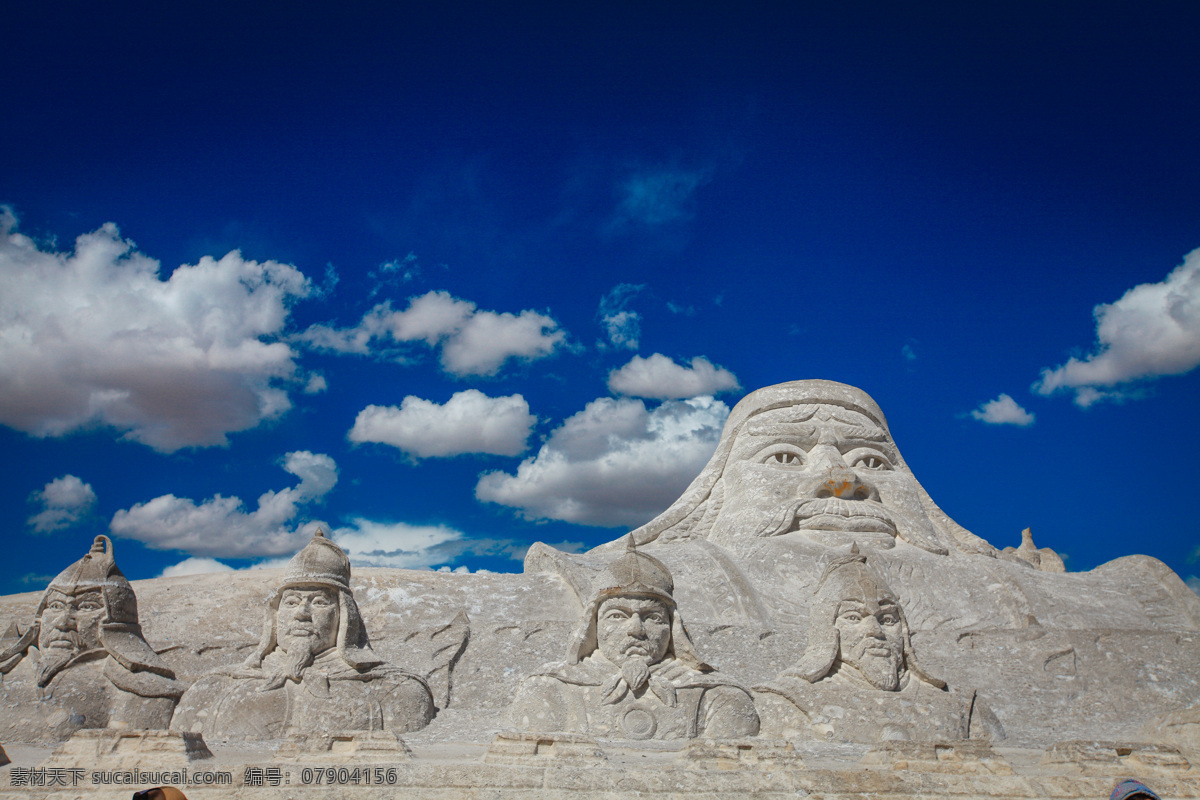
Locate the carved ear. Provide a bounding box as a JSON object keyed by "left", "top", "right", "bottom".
{"left": 899, "top": 611, "right": 946, "bottom": 690}
{"left": 337, "top": 592, "right": 382, "bottom": 671}
{"left": 790, "top": 626, "right": 838, "bottom": 683}
{"left": 787, "top": 596, "right": 839, "bottom": 683}
{"left": 0, "top": 621, "right": 37, "bottom": 674}
{"left": 668, "top": 610, "right": 712, "bottom": 673}
{"left": 242, "top": 600, "right": 278, "bottom": 670}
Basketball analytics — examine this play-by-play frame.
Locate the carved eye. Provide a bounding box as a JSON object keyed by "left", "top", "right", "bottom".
{"left": 645, "top": 612, "right": 667, "bottom": 624}
{"left": 78, "top": 600, "right": 103, "bottom": 611}
{"left": 46, "top": 600, "right": 66, "bottom": 611}
{"left": 879, "top": 613, "right": 900, "bottom": 625}
{"left": 846, "top": 448, "right": 893, "bottom": 471}
{"left": 311, "top": 595, "right": 333, "bottom": 607}
{"left": 602, "top": 609, "right": 630, "bottom": 621}
{"left": 759, "top": 445, "right": 807, "bottom": 467}
{"left": 839, "top": 611, "right": 863, "bottom": 623}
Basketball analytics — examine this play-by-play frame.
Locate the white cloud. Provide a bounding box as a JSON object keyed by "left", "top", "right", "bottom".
{"left": 597, "top": 283, "right": 644, "bottom": 349}
{"left": 970, "top": 394, "right": 1035, "bottom": 426}
{"left": 323, "top": 518, "right": 553, "bottom": 570}
{"left": 27, "top": 474, "right": 97, "bottom": 533}
{"left": 348, "top": 390, "right": 536, "bottom": 458}
{"left": 109, "top": 451, "right": 337, "bottom": 557}
{"left": 610, "top": 168, "right": 712, "bottom": 230}
{"left": 607, "top": 353, "right": 740, "bottom": 400}
{"left": 1034, "top": 248, "right": 1200, "bottom": 406}
{"left": 476, "top": 395, "right": 730, "bottom": 527}
{"left": 0, "top": 209, "right": 312, "bottom": 451}
{"left": 601, "top": 310, "right": 641, "bottom": 350}
{"left": 303, "top": 373, "right": 328, "bottom": 394}
{"left": 158, "top": 557, "right": 235, "bottom": 578}
{"left": 299, "top": 290, "right": 565, "bottom": 377}
{"left": 1187, "top": 575, "right": 1200, "bottom": 597}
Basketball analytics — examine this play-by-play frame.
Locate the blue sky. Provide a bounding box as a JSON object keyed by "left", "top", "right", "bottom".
{"left": 2, "top": 2, "right": 1199, "bottom": 593}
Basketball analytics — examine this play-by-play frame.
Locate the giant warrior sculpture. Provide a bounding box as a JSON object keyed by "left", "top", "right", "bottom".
{"left": 0, "top": 536, "right": 184, "bottom": 742}
{"left": 755, "top": 546, "right": 1001, "bottom": 743}
{"left": 615, "top": 379, "right": 1000, "bottom": 557}
{"left": 170, "top": 530, "right": 435, "bottom": 739}
{"left": 509, "top": 538, "right": 759, "bottom": 740}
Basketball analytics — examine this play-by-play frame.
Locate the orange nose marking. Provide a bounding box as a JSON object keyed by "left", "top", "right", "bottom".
{"left": 827, "top": 480, "right": 853, "bottom": 497}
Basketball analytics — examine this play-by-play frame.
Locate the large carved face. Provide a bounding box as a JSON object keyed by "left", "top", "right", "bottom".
{"left": 38, "top": 588, "right": 105, "bottom": 659}
{"left": 712, "top": 403, "right": 943, "bottom": 550}
{"left": 596, "top": 595, "right": 672, "bottom": 668}
{"left": 276, "top": 586, "right": 338, "bottom": 657}
{"left": 834, "top": 591, "right": 904, "bottom": 691}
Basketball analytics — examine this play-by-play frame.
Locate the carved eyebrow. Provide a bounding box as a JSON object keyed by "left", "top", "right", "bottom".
{"left": 830, "top": 423, "right": 888, "bottom": 442}
{"left": 744, "top": 422, "right": 818, "bottom": 438}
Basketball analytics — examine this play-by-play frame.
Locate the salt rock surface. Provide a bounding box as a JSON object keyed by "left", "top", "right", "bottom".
{"left": 2, "top": 379, "right": 1199, "bottom": 799}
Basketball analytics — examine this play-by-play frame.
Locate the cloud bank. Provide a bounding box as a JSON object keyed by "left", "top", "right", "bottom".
{"left": 348, "top": 389, "right": 536, "bottom": 458}
{"left": 158, "top": 557, "right": 236, "bottom": 578}
{"left": 1034, "top": 248, "right": 1200, "bottom": 406}
{"left": 28, "top": 474, "right": 97, "bottom": 533}
{"left": 970, "top": 394, "right": 1035, "bottom": 426}
{"left": 597, "top": 283, "right": 644, "bottom": 349}
{"left": 110, "top": 450, "right": 337, "bottom": 557}
{"left": 0, "top": 209, "right": 312, "bottom": 451}
{"left": 475, "top": 395, "right": 729, "bottom": 527}
{"left": 300, "top": 290, "right": 565, "bottom": 376}
{"left": 607, "top": 354, "right": 740, "bottom": 400}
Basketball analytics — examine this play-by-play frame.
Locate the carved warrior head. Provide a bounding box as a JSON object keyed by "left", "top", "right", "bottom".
{"left": 617, "top": 380, "right": 997, "bottom": 556}
{"left": 0, "top": 536, "right": 179, "bottom": 691}
{"left": 244, "top": 529, "right": 381, "bottom": 678}
{"left": 789, "top": 546, "right": 943, "bottom": 691}
{"left": 566, "top": 537, "right": 709, "bottom": 677}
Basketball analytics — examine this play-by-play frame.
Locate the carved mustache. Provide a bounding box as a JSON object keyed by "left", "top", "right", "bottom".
{"left": 757, "top": 497, "right": 898, "bottom": 538}
{"left": 41, "top": 630, "right": 81, "bottom": 649}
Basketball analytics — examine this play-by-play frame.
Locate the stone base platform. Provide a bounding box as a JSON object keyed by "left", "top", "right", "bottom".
{"left": 3, "top": 734, "right": 1200, "bottom": 799}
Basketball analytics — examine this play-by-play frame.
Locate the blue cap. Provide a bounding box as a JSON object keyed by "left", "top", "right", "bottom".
{"left": 1111, "top": 779, "right": 1160, "bottom": 800}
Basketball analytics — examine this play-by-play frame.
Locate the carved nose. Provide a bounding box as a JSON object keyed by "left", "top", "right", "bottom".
{"left": 808, "top": 446, "right": 873, "bottom": 500}
{"left": 861, "top": 615, "right": 885, "bottom": 637}
{"left": 627, "top": 616, "right": 646, "bottom": 636}
{"left": 817, "top": 465, "right": 872, "bottom": 500}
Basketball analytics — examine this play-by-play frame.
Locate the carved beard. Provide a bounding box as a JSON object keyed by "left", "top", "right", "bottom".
{"left": 847, "top": 646, "right": 902, "bottom": 691}
{"left": 269, "top": 637, "right": 322, "bottom": 687}
{"left": 619, "top": 656, "right": 651, "bottom": 692}
{"left": 36, "top": 644, "right": 79, "bottom": 688}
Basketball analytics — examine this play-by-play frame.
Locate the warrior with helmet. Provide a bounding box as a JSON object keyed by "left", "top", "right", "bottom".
{"left": 169, "top": 530, "right": 434, "bottom": 740}
{"left": 509, "top": 537, "right": 759, "bottom": 740}
{"left": 0, "top": 536, "right": 184, "bottom": 742}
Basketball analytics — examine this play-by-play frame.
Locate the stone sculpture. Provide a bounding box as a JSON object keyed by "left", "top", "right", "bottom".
{"left": 0, "top": 536, "right": 184, "bottom": 742}
{"left": 756, "top": 547, "right": 1000, "bottom": 743}
{"left": 509, "top": 538, "right": 759, "bottom": 740}
{"left": 615, "top": 379, "right": 1000, "bottom": 556}
{"left": 169, "top": 530, "right": 434, "bottom": 740}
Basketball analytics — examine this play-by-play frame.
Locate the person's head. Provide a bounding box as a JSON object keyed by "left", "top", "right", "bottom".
{"left": 275, "top": 586, "right": 339, "bottom": 659}
{"left": 791, "top": 547, "right": 943, "bottom": 691}
{"left": 565, "top": 537, "right": 710, "bottom": 682}
{"left": 596, "top": 594, "right": 672, "bottom": 670}
{"left": 1111, "top": 779, "right": 1160, "bottom": 800}
{"left": 619, "top": 380, "right": 996, "bottom": 557}
{"left": 33, "top": 536, "right": 147, "bottom": 687}
{"left": 245, "top": 529, "right": 381, "bottom": 679}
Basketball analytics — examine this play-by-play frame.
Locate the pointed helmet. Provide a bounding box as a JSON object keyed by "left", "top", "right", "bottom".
{"left": 245, "top": 529, "right": 381, "bottom": 671}
{"left": 566, "top": 536, "right": 709, "bottom": 671}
